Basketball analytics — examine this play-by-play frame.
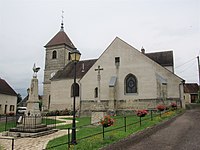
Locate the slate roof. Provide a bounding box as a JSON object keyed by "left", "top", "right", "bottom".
{"left": 51, "top": 50, "right": 174, "bottom": 80}
{"left": 45, "top": 30, "right": 76, "bottom": 49}
{"left": 17, "top": 95, "right": 42, "bottom": 107}
{"left": 51, "top": 59, "right": 97, "bottom": 80}
{"left": 184, "top": 83, "right": 199, "bottom": 93}
{"left": 146, "top": 51, "right": 173, "bottom": 67}
{"left": 0, "top": 78, "right": 17, "bottom": 96}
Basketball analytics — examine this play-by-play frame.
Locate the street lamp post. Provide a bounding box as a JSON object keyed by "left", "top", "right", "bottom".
{"left": 70, "top": 48, "right": 81, "bottom": 145}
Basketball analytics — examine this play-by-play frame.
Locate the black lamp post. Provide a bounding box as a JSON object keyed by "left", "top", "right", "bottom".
{"left": 70, "top": 48, "right": 81, "bottom": 145}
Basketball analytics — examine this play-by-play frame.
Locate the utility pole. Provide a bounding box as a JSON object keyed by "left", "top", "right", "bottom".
{"left": 197, "top": 56, "right": 200, "bottom": 102}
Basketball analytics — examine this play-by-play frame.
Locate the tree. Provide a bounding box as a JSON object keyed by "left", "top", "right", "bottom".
{"left": 17, "top": 93, "right": 22, "bottom": 104}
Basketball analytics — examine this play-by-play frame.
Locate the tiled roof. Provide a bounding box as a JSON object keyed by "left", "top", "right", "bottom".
{"left": 0, "top": 78, "right": 17, "bottom": 96}
{"left": 184, "top": 83, "right": 199, "bottom": 93}
{"left": 51, "top": 59, "right": 97, "bottom": 80}
{"left": 146, "top": 51, "right": 173, "bottom": 66}
{"left": 45, "top": 30, "right": 76, "bottom": 49}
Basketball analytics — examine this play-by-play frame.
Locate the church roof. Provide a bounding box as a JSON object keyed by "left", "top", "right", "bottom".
{"left": 184, "top": 83, "right": 199, "bottom": 93}
{"left": 51, "top": 59, "right": 97, "bottom": 80}
{"left": 145, "top": 51, "right": 173, "bottom": 67}
{"left": 45, "top": 29, "right": 76, "bottom": 49}
{"left": 0, "top": 78, "right": 17, "bottom": 96}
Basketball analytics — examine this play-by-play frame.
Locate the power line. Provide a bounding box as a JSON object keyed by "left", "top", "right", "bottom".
{"left": 175, "top": 57, "right": 196, "bottom": 69}
{"left": 176, "top": 61, "right": 197, "bottom": 74}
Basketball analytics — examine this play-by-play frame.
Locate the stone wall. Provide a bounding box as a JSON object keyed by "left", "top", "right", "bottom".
{"left": 80, "top": 98, "right": 180, "bottom": 116}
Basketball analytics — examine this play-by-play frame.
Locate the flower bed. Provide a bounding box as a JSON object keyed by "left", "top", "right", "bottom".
{"left": 156, "top": 104, "right": 166, "bottom": 111}
{"left": 171, "top": 102, "right": 177, "bottom": 108}
{"left": 136, "top": 109, "right": 148, "bottom": 117}
{"left": 100, "top": 115, "right": 114, "bottom": 128}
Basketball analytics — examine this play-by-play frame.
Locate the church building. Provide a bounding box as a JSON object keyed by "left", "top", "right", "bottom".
{"left": 42, "top": 23, "right": 185, "bottom": 115}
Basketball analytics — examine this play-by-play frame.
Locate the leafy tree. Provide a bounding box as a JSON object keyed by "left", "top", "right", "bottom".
{"left": 17, "top": 93, "right": 22, "bottom": 104}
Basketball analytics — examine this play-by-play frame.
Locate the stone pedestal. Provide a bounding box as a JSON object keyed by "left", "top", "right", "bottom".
{"left": 91, "top": 102, "right": 106, "bottom": 125}
{"left": 4, "top": 66, "right": 57, "bottom": 138}
{"left": 91, "top": 111, "right": 106, "bottom": 125}
{"left": 23, "top": 77, "right": 42, "bottom": 126}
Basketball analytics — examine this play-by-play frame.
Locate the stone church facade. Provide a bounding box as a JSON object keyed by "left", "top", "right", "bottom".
{"left": 43, "top": 24, "right": 185, "bottom": 115}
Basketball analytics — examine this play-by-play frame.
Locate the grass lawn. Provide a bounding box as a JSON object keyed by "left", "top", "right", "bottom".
{"left": 47, "top": 109, "right": 183, "bottom": 150}
{"left": 42, "top": 117, "right": 64, "bottom": 125}
{"left": 0, "top": 117, "right": 64, "bottom": 133}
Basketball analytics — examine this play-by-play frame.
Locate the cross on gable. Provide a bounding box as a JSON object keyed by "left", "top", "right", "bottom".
{"left": 95, "top": 65, "right": 103, "bottom": 74}
{"left": 95, "top": 65, "right": 103, "bottom": 83}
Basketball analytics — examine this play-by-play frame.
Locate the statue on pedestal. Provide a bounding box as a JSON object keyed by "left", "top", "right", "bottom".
{"left": 24, "top": 63, "right": 41, "bottom": 125}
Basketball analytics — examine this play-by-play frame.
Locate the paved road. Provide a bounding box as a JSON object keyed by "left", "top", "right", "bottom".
{"left": 105, "top": 109, "right": 200, "bottom": 150}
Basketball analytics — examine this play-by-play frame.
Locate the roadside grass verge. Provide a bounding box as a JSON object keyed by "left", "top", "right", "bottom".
{"left": 47, "top": 109, "right": 184, "bottom": 150}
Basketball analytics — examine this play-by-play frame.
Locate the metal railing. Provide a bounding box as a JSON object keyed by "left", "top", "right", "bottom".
{"left": 46, "top": 108, "right": 179, "bottom": 149}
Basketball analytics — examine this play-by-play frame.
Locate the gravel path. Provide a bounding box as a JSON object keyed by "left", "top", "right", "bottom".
{"left": 0, "top": 116, "right": 73, "bottom": 150}
{"left": 0, "top": 130, "right": 68, "bottom": 150}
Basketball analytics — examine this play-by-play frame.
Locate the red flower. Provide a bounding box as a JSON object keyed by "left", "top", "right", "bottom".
{"left": 136, "top": 109, "right": 148, "bottom": 117}
{"left": 100, "top": 115, "right": 114, "bottom": 127}
{"left": 171, "top": 102, "right": 177, "bottom": 108}
{"left": 157, "top": 104, "right": 166, "bottom": 111}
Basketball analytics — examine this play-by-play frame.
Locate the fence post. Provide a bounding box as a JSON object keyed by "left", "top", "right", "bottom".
{"left": 68, "top": 128, "right": 70, "bottom": 149}
{"left": 11, "top": 138, "right": 14, "bottom": 150}
{"left": 139, "top": 116, "right": 142, "bottom": 127}
{"left": 5, "top": 115, "right": 8, "bottom": 131}
{"left": 102, "top": 126, "right": 105, "bottom": 140}
{"left": 23, "top": 114, "right": 25, "bottom": 131}
{"left": 124, "top": 116, "right": 126, "bottom": 132}
{"left": 160, "top": 111, "right": 162, "bottom": 117}
{"left": 15, "top": 115, "right": 18, "bottom": 127}
{"left": 151, "top": 110, "right": 153, "bottom": 121}
{"left": 35, "top": 114, "right": 37, "bottom": 129}
{"left": 46, "top": 114, "right": 47, "bottom": 125}
{"left": 55, "top": 115, "right": 56, "bottom": 129}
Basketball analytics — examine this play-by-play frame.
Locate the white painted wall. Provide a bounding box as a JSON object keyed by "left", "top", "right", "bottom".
{"left": 0, "top": 93, "right": 17, "bottom": 114}
{"left": 50, "top": 79, "right": 80, "bottom": 111}
{"left": 50, "top": 37, "right": 184, "bottom": 111}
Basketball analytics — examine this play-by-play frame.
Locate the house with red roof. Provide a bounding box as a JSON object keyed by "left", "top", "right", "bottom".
{"left": 0, "top": 78, "right": 17, "bottom": 115}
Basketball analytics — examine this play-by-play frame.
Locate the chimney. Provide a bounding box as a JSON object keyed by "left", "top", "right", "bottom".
{"left": 82, "top": 63, "right": 85, "bottom": 72}
{"left": 141, "top": 47, "right": 145, "bottom": 54}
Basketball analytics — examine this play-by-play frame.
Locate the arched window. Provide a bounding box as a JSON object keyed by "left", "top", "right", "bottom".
{"left": 68, "top": 52, "right": 71, "bottom": 60}
{"left": 71, "top": 83, "right": 79, "bottom": 97}
{"left": 52, "top": 50, "right": 57, "bottom": 59}
{"left": 125, "top": 74, "right": 137, "bottom": 94}
{"left": 94, "top": 87, "right": 98, "bottom": 98}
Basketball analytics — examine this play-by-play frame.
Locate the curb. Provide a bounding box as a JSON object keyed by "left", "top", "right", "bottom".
{"left": 101, "top": 111, "right": 185, "bottom": 150}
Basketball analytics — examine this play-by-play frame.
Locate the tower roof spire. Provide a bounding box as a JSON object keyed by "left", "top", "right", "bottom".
{"left": 45, "top": 11, "right": 76, "bottom": 48}
{"left": 60, "top": 10, "right": 64, "bottom": 31}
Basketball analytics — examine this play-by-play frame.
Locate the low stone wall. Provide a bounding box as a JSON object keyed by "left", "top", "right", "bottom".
{"left": 80, "top": 98, "right": 180, "bottom": 116}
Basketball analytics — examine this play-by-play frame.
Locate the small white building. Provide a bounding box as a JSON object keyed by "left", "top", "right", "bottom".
{"left": 0, "top": 78, "right": 17, "bottom": 115}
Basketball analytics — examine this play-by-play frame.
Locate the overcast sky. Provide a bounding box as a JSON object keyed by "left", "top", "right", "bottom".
{"left": 0, "top": 0, "right": 199, "bottom": 98}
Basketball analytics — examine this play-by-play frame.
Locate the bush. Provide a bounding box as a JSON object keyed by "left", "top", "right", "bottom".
{"left": 46, "top": 109, "right": 71, "bottom": 116}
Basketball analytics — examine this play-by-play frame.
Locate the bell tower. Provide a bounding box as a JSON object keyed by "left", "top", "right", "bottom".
{"left": 43, "top": 20, "right": 76, "bottom": 110}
